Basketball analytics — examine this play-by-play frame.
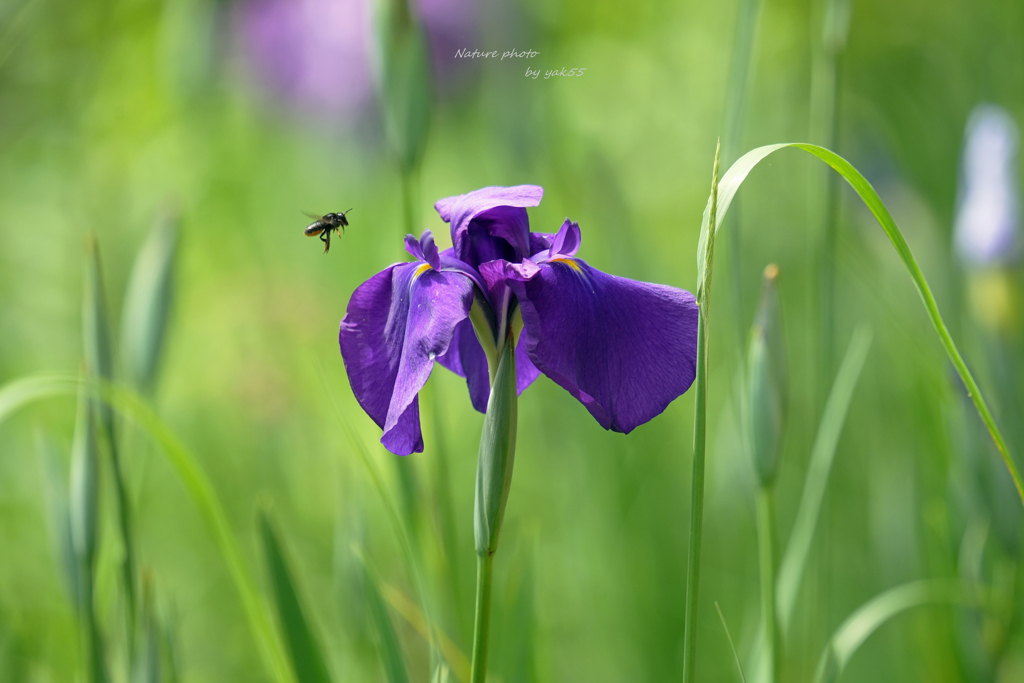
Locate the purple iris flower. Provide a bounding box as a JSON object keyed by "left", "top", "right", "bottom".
{"left": 339, "top": 186, "right": 700, "bottom": 455}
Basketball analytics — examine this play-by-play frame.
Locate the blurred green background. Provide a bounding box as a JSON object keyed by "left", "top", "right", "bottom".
{"left": 1, "top": 0, "right": 1024, "bottom": 681}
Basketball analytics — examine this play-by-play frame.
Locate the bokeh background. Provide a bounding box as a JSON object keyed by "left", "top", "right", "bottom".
{"left": 1, "top": 0, "right": 1023, "bottom": 681}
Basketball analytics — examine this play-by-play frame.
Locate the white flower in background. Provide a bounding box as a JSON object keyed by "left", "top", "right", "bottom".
{"left": 954, "top": 104, "right": 1021, "bottom": 266}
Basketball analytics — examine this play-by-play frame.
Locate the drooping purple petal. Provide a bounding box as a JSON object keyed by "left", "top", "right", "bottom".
{"left": 339, "top": 261, "right": 475, "bottom": 454}
{"left": 506, "top": 257, "right": 699, "bottom": 433}
{"left": 437, "top": 318, "right": 490, "bottom": 413}
{"left": 434, "top": 185, "right": 543, "bottom": 266}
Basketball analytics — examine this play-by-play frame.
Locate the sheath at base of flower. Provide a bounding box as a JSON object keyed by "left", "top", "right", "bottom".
{"left": 338, "top": 185, "right": 700, "bottom": 455}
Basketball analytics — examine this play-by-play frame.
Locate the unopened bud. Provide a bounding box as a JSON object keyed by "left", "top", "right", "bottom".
{"left": 745, "top": 264, "right": 787, "bottom": 486}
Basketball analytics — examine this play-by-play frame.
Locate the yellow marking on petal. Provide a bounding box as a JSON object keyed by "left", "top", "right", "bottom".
{"left": 412, "top": 262, "right": 432, "bottom": 280}
{"left": 550, "top": 257, "right": 582, "bottom": 273}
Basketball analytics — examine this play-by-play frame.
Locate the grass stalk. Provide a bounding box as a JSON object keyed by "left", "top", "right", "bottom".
{"left": 755, "top": 486, "right": 778, "bottom": 683}
{"left": 682, "top": 140, "right": 721, "bottom": 683}
{"left": 722, "top": 0, "right": 765, "bottom": 349}
{"left": 699, "top": 142, "right": 1024, "bottom": 507}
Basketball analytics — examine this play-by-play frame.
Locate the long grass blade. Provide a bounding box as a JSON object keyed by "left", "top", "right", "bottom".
{"left": 314, "top": 360, "right": 440, "bottom": 662}
{"left": 36, "top": 429, "right": 81, "bottom": 609}
{"left": 378, "top": 581, "right": 470, "bottom": 682}
{"left": 84, "top": 236, "right": 138, "bottom": 629}
{"left": 121, "top": 209, "right": 178, "bottom": 394}
{"left": 0, "top": 374, "right": 296, "bottom": 683}
{"left": 776, "top": 326, "right": 872, "bottom": 633}
{"left": 69, "top": 383, "right": 107, "bottom": 683}
{"left": 354, "top": 549, "right": 411, "bottom": 683}
{"left": 812, "top": 580, "right": 973, "bottom": 683}
{"left": 259, "top": 511, "right": 334, "bottom": 683}
{"left": 697, "top": 143, "right": 1023, "bottom": 506}
{"left": 714, "top": 601, "right": 746, "bottom": 683}
{"left": 682, "top": 140, "right": 721, "bottom": 683}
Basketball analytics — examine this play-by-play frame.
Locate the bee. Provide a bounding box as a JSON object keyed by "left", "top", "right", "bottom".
{"left": 303, "top": 209, "right": 351, "bottom": 253}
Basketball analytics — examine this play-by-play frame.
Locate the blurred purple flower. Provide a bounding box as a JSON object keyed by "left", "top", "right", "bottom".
{"left": 235, "top": 0, "right": 477, "bottom": 116}
{"left": 339, "top": 186, "right": 699, "bottom": 455}
{"left": 954, "top": 104, "right": 1021, "bottom": 266}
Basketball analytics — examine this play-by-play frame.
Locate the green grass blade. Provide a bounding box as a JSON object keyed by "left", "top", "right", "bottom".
{"left": 121, "top": 209, "right": 178, "bottom": 394}
{"left": 69, "top": 382, "right": 107, "bottom": 683}
{"left": 355, "top": 549, "right": 411, "bottom": 683}
{"left": 84, "top": 236, "right": 138, "bottom": 628}
{"left": 713, "top": 601, "right": 746, "bottom": 683}
{"left": 0, "top": 375, "right": 78, "bottom": 421}
{"left": 259, "top": 511, "right": 334, "bottom": 683}
{"left": 812, "top": 580, "right": 973, "bottom": 683}
{"left": 314, "top": 360, "right": 439, "bottom": 662}
{"left": 682, "top": 140, "right": 721, "bottom": 683}
{"left": 776, "top": 326, "right": 872, "bottom": 634}
{"left": 36, "top": 429, "right": 81, "bottom": 609}
{"left": 698, "top": 142, "right": 1023, "bottom": 507}
{"left": 0, "top": 374, "right": 296, "bottom": 683}
{"left": 132, "top": 577, "right": 161, "bottom": 683}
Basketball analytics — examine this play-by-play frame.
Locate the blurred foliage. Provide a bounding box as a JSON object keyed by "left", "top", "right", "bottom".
{"left": 1, "top": 0, "right": 1024, "bottom": 681}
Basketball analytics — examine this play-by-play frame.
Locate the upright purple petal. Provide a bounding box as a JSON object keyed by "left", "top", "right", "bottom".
{"left": 506, "top": 258, "right": 698, "bottom": 432}
{"left": 549, "top": 219, "right": 582, "bottom": 257}
{"left": 339, "top": 261, "right": 475, "bottom": 454}
{"left": 434, "top": 185, "right": 543, "bottom": 266}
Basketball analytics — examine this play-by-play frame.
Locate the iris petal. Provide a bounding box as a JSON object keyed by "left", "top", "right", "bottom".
{"left": 434, "top": 185, "right": 543, "bottom": 266}
{"left": 506, "top": 258, "right": 699, "bottom": 432}
{"left": 339, "top": 261, "right": 475, "bottom": 455}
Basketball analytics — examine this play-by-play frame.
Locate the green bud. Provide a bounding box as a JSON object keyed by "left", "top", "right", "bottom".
{"left": 121, "top": 209, "right": 178, "bottom": 394}
{"left": 474, "top": 333, "right": 518, "bottom": 556}
{"left": 745, "top": 264, "right": 787, "bottom": 486}
{"left": 373, "top": 0, "right": 432, "bottom": 173}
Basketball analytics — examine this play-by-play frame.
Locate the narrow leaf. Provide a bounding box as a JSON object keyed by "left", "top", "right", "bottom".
{"left": 121, "top": 210, "right": 178, "bottom": 393}
{"left": 777, "top": 326, "right": 872, "bottom": 634}
{"left": 84, "top": 235, "right": 138, "bottom": 626}
{"left": 0, "top": 374, "right": 296, "bottom": 683}
{"left": 698, "top": 142, "right": 1023, "bottom": 505}
{"left": 259, "top": 511, "right": 333, "bottom": 683}
{"left": 714, "top": 601, "right": 746, "bottom": 683}
{"left": 813, "top": 580, "right": 973, "bottom": 683}
{"left": 355, "top": 550, "right": 411, "bottom": 683}
{"left": 36, "top": 429, "right": 81, "bottom": 608}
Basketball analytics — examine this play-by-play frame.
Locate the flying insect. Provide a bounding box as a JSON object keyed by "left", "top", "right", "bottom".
{"left": 303, "top": 209, "right": 351, "bottom": 253}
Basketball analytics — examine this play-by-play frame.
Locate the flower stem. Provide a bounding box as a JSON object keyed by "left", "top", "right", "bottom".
{"left": 470, "top": 553, "right": 495, "bottom": 683}
{"left": 756, "top": 485, "right": 778, "bottom": 683}
{"left": 468, "top": 333, "right": 519, "bottom": 683}
{"left": 683, "top": 141, "right": 720, "bottom": 683}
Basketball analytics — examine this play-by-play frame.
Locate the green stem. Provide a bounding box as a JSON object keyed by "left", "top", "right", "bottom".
{"left": 401, "top": 166, "right": 420, "bottom": 237}
{"left": 470, "top": 553, "right": 494, "bottom": 683}
{"left": 683, "top": 142, "right": 720, "bottom": 683}
{"left": 756, "top": 485, "right": 778, "bottom": 683}
{"left": 106, "top": 435, "right": 137, "bottom": 651}
{"left": 682, "top": 307, "right": 709, "bottom": 683}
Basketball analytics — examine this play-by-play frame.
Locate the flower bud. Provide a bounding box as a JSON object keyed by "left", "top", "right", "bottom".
{"left": 474, "top": 332, "right": 518, "bottom": 556}
{"left": 745, "top": 264, "right": 787, "bottom": 486}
